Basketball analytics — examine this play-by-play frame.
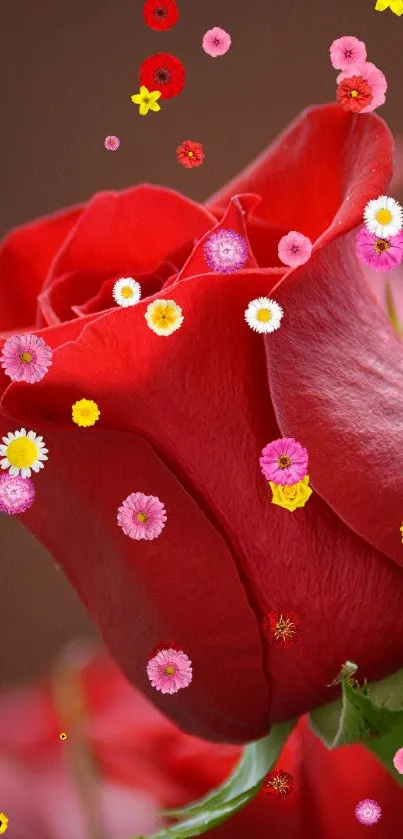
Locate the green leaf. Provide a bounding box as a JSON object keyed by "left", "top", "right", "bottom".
{"left": 309, "top": 662, "right": 403, "bottom": 785}
{"left": 384, "top": 279, "right": 403, "bottom": 337}
{"left": 131, "top": 720, "right": 295, "bottom": 839}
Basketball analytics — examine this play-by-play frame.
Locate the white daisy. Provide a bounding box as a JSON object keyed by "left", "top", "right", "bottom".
{"left": 145, "top": 299, "right": 184, "bottom": 336}
{"left": 244, "top": 297, "right": 283, "bottom": 334}
{"left": 363, "top": 195, "right": 403, "bottom": 239}
{"left": 0, "top": 428, "right": 48, "bottom": 478}
{"left": 112, "top": 277, "right": 141, "bottom": 308}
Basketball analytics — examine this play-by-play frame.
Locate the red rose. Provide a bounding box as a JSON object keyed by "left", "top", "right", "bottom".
{"left": 1, "top": 103, "right": 401, "bottom": 745}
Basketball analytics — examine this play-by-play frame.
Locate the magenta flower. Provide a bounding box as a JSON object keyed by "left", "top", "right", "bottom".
{"left": 337, "top": 62, "right": 387, "bottom": 113}
{"left": 202, "top": 27, "right": 231, "bottom": 58}
{"left": 0, "top": 473, "right": 35, "bottom": 515}
{"left": 356, "top": 226, "right": 403, "bottom": 272}
{"left": 329, "top": 36, "right": 367, "bottom": 73}
{"left": 117, "top": 492, "right": 167, "bottom": 540}
{"left": 354, "top": 798, "right": 382, "bottom": 826}
{"left": 147, "top": 648, "right": 193, "bottom": 694}
{"left": 1, "top": 334, "right": 52, "bottom": 383}
{"left": 104, "top": 135, "right": 120, "bottom": 151}
{"left": 203, "top": 229, "right": 248, "bottom": 273}
{"left": 278, "top": 231, "right": 312, "bottom": 267}
{"left": 260, "top": 438, "right": 309, "bottom": 486}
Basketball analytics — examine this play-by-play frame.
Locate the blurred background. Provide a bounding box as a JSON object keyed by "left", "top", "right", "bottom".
{"left": 2, "top": 0, "right": 403, "bottom": 690}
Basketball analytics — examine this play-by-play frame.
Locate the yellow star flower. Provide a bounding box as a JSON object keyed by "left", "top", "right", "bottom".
{"left": 375, "top": 0, "right": 403, "bottom": 15}
{"left": 131, "top": 86, "right": 161, "bottom": 115}
{"left": 0, "top": 813, "right": 9, "bottom": 835}
{"left": 269, "top": 475, "right": 313, "bottom": 512}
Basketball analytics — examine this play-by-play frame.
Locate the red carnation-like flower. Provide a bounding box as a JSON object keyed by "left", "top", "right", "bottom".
{"left": 176, "top": 140, "right": 205, "bottom": 169}
{"left": 336, "top": 75, "right": 373, "bottom": 113}
{"left": 262, "top": 610, "right": 300, "bottom": 648}
{"left": 143, "top": 0, "right": 179, "bottom": 31}
{"left": 263, "top": 769, "right": 295, "bottom": 798}
{"left": 140, "top": 53, "right": 186, "bottom": 99}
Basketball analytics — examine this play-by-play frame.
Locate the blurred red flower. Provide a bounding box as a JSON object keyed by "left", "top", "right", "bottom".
{"left": 176, "top": 140, "right": 205, "bottom": 168}
{"left": 139, "top": 53, "right": 186, "bottom": 98}
{"left": 143, "top": 0, "right": 179, "bottom": 32}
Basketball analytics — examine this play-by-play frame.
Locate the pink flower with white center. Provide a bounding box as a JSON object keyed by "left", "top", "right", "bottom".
{"left": 329, "top": 36, "right": 367, "bottom": 72}
{"left": 354, "top": 798, "right": 382, "bottom": 826}
{"left": 278, "top": 231, "right": 312, "bottom": 267}
{"left": 117, "top": 492, "right": 167, "bottom": 540}
{"left": 1, "top": 334, "right": 52, "bottom": 383}
{"left": 356, "top": 227, "right": 403, "bottom": 272}
{"left": 260, "top": 438, "right": 309, "bottom": 486}
{"left": 202, "top": 27, "right": 232, "bottom": 58}
{"left": 393, "top": 747, "right": 403, "bottom": 774}
{"left": 337, "top": 62, "right": 387, "bottom": 113}
{"left": 104, "top": 135, "right": 120, "bottom": 150}
{"left": 147, "top": 648, "right": 193, "bottom": 694}
{"left": 203, "top": 229, "right": 248, "bottom": 273}
{"left": 0, "top": 473, "right": 35, "bottom": 514}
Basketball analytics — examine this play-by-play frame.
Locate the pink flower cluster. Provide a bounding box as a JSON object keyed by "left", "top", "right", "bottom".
{"left": 330, "top": 36, "right": 387, "bottom": 114}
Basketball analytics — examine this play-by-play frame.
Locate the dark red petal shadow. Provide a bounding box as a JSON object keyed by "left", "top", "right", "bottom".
{"left": 4, "top": 273, "right": 403, "bottom": 729}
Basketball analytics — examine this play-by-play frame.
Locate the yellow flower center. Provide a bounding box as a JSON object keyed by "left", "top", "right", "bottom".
{"left": 121, "top": 286, "right": 134, "bottom": 299}
{"left": 6, "top": 437, "right": 38, "bottom": 468}
{"left": 256, "top": 308, "right": 272, "bottom": 322}
{"left": 165, "top": 665, "right": 176, "bottom": 676}
{"left": 136, "top": 512, "right": 148, "bottom": 522}
{"left": 274, "top": 616, "right": 296, "bottom": 641}
{"left": 350, "top": 89, "right": 359, "bottom": 98}
{"left": 374, "top": 238, "right": 390, "bottom": 253}
{"left": 20, "top": 351, "right": 33, "bottom": 363}
{"left": 376, "top": 208, "right": 392, "bottom": 225}
{"left": 282, "top": 484, "right": 298, "bottom": 500}
{"left": 151, "top": 304, "right": 178, "bottom": 329}
{"left": 277, "top": 454, "right": 291, "bottom": 469}
{"left": 187, "top": 150, "right": 194, "bottom": 157}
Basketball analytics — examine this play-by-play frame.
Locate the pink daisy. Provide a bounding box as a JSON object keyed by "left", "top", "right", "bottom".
{"left": 337, "top": 62, "right": 387, "bottom": 113}
{"left": 260, "top": 438, "right": 309, "bottom": 486}
{"left": 203, "top": 229, "right": 248, "bottom": 273}
{"left": 329, "top": 36, "right": 367, "bottom": 73}
{"left": 147, "top": 648, "right": 193, "bottom": 694}
{"left": 0, "top": 473, "right": 35, "bottom": 515}
{"left": 1, "top": 334, "right": 52, "bottom": 383}
{"left": 104, "top": 135, "right": 120, "bottom": 150}
{"left": 354, "top": 799, "right": 382, "bottom": 826}
{"left": 278, "top": 231, "right": 312, "bottom": 268}
{"left": 202, "top": 27, "right": 232, "bottom": 58}
{"left": 117, "top": 491, "right": 166, "bottom": 540}
{"left": 356, "top": 226, "right": 403, "bottom": 272}
{"left": 393, "top": 747, "right": 403, "bottom": 774}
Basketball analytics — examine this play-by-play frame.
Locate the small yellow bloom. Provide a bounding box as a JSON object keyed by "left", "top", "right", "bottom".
{"left": 269, "top": 475, "right": 312, "bottom": 512}
{"left": 0, "top": 813, "right": 9, "bottom": 834}
{"left": 59, "top": 731, "right": 67, "bottom": 741}
{"left": 72, "top": 398, "right": 100, "bottom": 427}
{"left": 400, "top": 522, "right": 403, "bottom": 542}
{"left": 131, "top": 85, "right": 162, "bottom": 115}
{"left": 145, "top": 299, "right": 184, "bottom": 336}
{"left": 375, "top": 0, "right": 403, "bottom": 15}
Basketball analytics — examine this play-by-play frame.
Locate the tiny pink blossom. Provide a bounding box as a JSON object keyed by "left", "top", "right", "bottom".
{"left": 393, "top": 747, "right": 403, "bottom": 774}
{"left": 0, "top": 473, "right": 35, "bottom": 515}
{"left": 1, "top": 333, "right": 52, "bottom": 383}
{"left": 329, "top": 36, "right": 367, "bottom": 73}
{"left": 104, "top": 135, "right": 121, "bottom": 151}
{"left": 278, "top": 231, "right": 312, "bottom": 268}
{"left": 337, "top": 62, "right": 387, "bottom": 113}
{"left": 354, "top": 799, "right": 382, "bottom": 826}
{"left": 147, "top": 648, "right": 193, "bottom": 694}
{"left": 202, "top": 27, "right": 231, "bottom": 58}
{"left": 117, "top": 492, "right": 166, "bottom": 540}
{"left": 356, "top": 227, "right": 403, "bottom": 272}
{"left": 260, "top": 438, "right": 309, "bottom": 486}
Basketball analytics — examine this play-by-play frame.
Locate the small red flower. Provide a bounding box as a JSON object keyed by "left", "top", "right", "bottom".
{"left": 140, "top": 53, "right": 186, "bottom": 99}
{"left": 176, "top": 140, "right": 205, "bottom": 169}
{"left": 262, "top": 610, "right": 300, "bottom": 647}
{"left": 148, "top": 640, "right": 182, "bottom": 660}
{"left": 263, "top": 769, "right": 294, "bottom": 798}
{"left": 336, "top": 75, "right": 373, "bottom": 113}
{"left": 143, "top": 0, "right": 179, "bottom": 31}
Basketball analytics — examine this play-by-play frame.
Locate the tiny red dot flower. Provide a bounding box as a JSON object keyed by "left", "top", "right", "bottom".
{"left": 263, "top": 769, "right": 294, "bottom": 798}
{"left": 140, "top": 53, "right": 186, "bottom": 99}
{"left": 176, "top": 140, "right": 205, "bottom": 169}
{"left": 143, "top": 0, "right": 179, "bottom": 31}
{"left": 262, "top": 610, "right": 300, "bottom": 647}
{"left": 148, "top": 639, "right": 182, "bottom": 660}
{"left": 336, "top": 75, "right": 373, "bottom": 113}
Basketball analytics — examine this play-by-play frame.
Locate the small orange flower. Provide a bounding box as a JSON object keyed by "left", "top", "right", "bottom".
{"left": 176, "top": 140, "right": 205, "bottom": 169}
{"left": 336, "top": 75, "right": 373, "bottom": 113}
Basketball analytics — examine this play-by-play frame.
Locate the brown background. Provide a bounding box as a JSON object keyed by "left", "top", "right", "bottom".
{"left": 1, "top": 0, "right": 402, "bottom": 685}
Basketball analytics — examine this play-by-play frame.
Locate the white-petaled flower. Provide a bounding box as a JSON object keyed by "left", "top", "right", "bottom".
{"left": 145, "top": 299, "right": 184, "bottom": 336}
{"left": 0, "top": 429, "right": 48, "bottom": 478}
{"left": 244, "top": 297, "right": 283, "bottom": 334}
{"left": 363, "top": 195, "right": 403, "bottom": 239}
{"left": 112, "top": 277, "right": 142, "bottom": 307}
